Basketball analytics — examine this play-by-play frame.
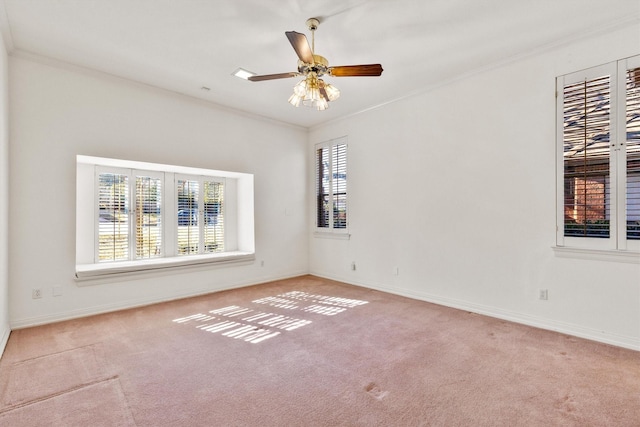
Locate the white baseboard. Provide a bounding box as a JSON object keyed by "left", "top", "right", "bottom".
{"left": 10, "top": 271, "right": 308, "bottom": 330}
{"left": 311, "top": 271, "right": 640, "bottom": 352}
{"left": 0, "top": 324, "right": 10, "bottom": 358}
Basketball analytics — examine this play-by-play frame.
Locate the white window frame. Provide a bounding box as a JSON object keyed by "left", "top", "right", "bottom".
{"left": 555, "top": 55, "right": 640, "bottom": 261}
{"left": 314, "top": 137, "right": 349, "bottom": 237}
{"left": 76, "top": 156, "right": 255, "bottom": 280}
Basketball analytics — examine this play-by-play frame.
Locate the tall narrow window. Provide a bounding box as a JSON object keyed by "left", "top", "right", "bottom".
{"left": 562, "top": 75, "right": 611, "bottom": 238}
{"left": 557, "top": 56, "right": 640, "bottom": 252}
{"left": 316, "top": 138, "right": 347, "bottom": 231}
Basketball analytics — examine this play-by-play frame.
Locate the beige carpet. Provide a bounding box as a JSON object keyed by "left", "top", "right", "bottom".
{"left": 0, "top": 275, "right": 639, "bottom": 426}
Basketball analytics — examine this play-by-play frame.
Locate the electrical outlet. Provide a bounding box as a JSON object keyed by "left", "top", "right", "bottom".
{"left": 539, "top": 289, "right": 548, "bottom": 300}
{"left": 351, "top": 262, "right": 356, "bottom": 271}
{"left": 32, "top": 288, "right": 42, "bottom": 299}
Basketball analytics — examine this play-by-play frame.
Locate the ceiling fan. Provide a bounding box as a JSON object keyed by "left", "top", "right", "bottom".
{"left": 248, "top": 18, "right": 383, "bottom": 110}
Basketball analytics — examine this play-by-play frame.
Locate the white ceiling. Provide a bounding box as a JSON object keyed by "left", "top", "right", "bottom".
{"left": 0, "top": 0, "right": 638, "bottom": 128}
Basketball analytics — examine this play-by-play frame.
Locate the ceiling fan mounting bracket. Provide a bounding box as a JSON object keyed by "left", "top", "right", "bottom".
{"left": 306, "top": 18, "right": 320, "bottom": 31}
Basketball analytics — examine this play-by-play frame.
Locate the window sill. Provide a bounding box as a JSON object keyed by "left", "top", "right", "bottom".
{"left": 313, "top": 231, "right": 350, "bottom": 240}
{"left": 75, "top": 251, "right": 255, "bottom": 283}
{"left": 552, "top": 246, "right": 640, "bottom": 264}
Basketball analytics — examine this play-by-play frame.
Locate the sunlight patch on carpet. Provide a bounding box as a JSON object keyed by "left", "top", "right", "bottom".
{"left": 173, "top": 290, "right": 368, "bottom": 343}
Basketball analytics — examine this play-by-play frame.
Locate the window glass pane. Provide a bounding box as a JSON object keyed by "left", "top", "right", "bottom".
{"left": 627, "top": 67, "right": 640, "bottom": 240}
{"left": 135, "top": 175, "right": 162, "bottom": 259}
{"left": 316, "top": 147, "right": 330, "bottom": 228}
{"left": 204, "top": 180, "right": 224, "bottom": 253}
{"left": 98, "top": 173, "right": 129, "bottom": 261}
{"left": 177, "top": 179, "right": 199, "bottom": 254}
{"left": 563, "top": 75, "right": 611, "bottom": 238}
{"left": 332, "top": 144, "right": 347, "bottom": 229}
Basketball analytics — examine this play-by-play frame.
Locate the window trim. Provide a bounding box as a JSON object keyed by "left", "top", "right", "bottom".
{"left": 75, "top": 251, "right": 255, "bottom": 281}
{"left": 555, "top": 55, "right": 640, "bottom": 257}
{"left": 76, "top": 155, "right": 255, "bottom": 280}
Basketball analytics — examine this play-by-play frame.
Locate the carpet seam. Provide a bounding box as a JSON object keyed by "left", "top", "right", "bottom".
{"left": 0, "top": 374, "right": 120, "bottom": 414}
{"left": 7, "top": 343, "right": 100, "bottom": 365}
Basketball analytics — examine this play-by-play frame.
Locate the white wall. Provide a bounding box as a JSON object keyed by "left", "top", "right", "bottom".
{"left": 0, "top": 29, "right": 9, "bottom": 354}
{"left": 9, "top": 55, "right": 308, "bottom": 327}
{"left": 309, "top": 25, "right": 640, "bottom": 350}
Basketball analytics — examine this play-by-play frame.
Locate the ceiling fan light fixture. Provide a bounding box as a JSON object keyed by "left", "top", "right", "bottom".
{"left": 288, "top": 93, "right": 303, "bottom": 107}
{"left": 290, "top": 75, "right": 337, "bottom": 111}
{"left": 292, "top": 79, "right": 307, "bottom": 96}
{"left": 323, "top": 82, "right": 340, "bottom": 101}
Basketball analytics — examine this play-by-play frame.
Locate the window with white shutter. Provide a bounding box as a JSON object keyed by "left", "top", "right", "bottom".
{"left": 97, "top": 170, "right": 130, "bottom": 262}
{"left": 316, "top": 138, "right": 348, "bottom": 232}
{"left": 556, "top": 55, "right": 640, "bottom": 254}
{"left": 135, "top": 173, "right": 162, "bottom": 259}
{"left": 97, "top": 168, "right": 163, "bottom": 262}
{"left": 203, "top": 180, "right": 224, "bottom": 253}
{"left": 177, "top": 177, "right": 200, "bottom": 255}
{"left": 177, "top": 176, "right": 225, "bottom": 255}
{"left": 625, "top": 66, "right": 640, "bottom": 241}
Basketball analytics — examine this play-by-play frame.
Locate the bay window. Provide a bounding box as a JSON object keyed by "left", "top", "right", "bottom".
{"left": 76, "top": 156, "right": 254, "bottom": 279}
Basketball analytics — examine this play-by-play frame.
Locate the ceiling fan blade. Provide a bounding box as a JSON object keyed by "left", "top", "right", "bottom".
{"left": 285, "top": 31, "right": 314, "bottom": 64}
{"left": 329, "top": 64, "right": 384, "bottom": 77}
{"left": 248, "top": 72, "right": 299, "bottom": 82}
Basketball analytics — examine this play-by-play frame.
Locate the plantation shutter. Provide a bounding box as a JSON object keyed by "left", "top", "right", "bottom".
{"left": 203, "top": 180, "right": 224, "bottom": 253}
{"left": 316, "top": 141, "right": 348, "bottom": 230}
{"left": 135, "top": 173, "right": 162, "bottom": 259}
{"left": 177, "top": 178, "right": 199, "bottom": 254}
{"left": 562, "top": 74, "right": 611, "bottom": 238}
{"left": 627, "top": 66, "right": 640, "bottom": 240}
{"left": 332, "top": 144, "right": 347, "bottom": 229}
{"left": 316, "top": 146, "right": 330, "bottom": 228}
{"left": 97, "top": 172, "right": 129, "bottom": 262}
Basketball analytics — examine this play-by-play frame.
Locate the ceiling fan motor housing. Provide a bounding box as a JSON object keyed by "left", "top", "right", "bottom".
{"left": 298, "top": 55, "right": 329, "bottom": 76}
